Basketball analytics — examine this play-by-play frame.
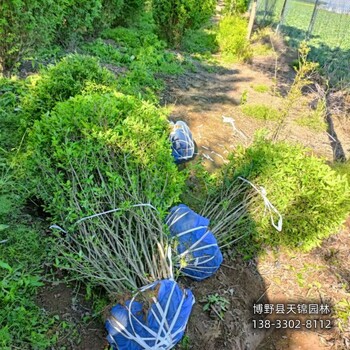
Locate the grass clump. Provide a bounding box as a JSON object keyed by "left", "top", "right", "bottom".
{"left": 217, "top": 15, "right": 252, "bottom": 62}
{"left": 0, "top": 176, "right": 58, "bottom": 349}
{"left": 242, "top": 104, "right": 281, "bottom": 121}
{"left": 181, "top": 28, "right": 219, "bottom": 55}
{"left": 252, "top": 84, "right": 270, "bottom": 93}
{"left": 295, "top": 99, "right": 327, "bottom": 132}
{"left": 101, "top": 23, "right": 185, "bottom": 100}
{"left": 225, "top": 135, "right": 350, "bottom": 252}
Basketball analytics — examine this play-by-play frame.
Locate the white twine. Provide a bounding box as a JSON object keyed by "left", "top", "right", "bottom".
{"left": 238, "top": 176, "right": 283, "bottom": 232}
{"left": 108, "top": 280, "right": 194, "bottom": 349}
{"left": 222, "top": 116, "right": 248, "bottom": 140}
{"left": 167, "top": 209, "right": 220, "bottom": 279}
{"left": 49, "top": 203, "right": 158, "bottom": 232}
{"left": 170, "top": 121, "right": 195, "bottom": 161}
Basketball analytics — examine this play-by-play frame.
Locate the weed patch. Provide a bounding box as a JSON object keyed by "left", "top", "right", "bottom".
{"left": 295, "top": 99, "right": 327, "bottom": 132}
{"left": 242, "top": 104, "right": 281, "bottom": 121}
{"left": 217, "top": 15, "right": 252, "bottom": 62}
{"left": 0, "top": 178, "right": 58, "bottom": 349}
{"left": 252, "top": 84, "right": 270, "bottom": 93}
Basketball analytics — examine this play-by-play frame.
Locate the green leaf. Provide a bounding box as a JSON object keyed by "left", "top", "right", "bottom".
{"left": 0, "top": 260, "right": 12, "bottom": 271}
{"left": 0, "top": 224, "right": 10, "bottom": 231}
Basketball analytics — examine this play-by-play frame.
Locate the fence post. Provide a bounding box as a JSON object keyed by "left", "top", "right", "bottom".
{"left": 247, "top": 0, "right": 258, "bottom": 39}
{"left": 307, "top": 0, "right": 320, "bottom": 39}
{"left": 276, "top": 0, "right": 288, "bottom": 32}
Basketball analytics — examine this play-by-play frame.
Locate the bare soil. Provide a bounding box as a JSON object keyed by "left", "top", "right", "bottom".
{"left": 36, "top": 282, "right": 108, "bottom": 350}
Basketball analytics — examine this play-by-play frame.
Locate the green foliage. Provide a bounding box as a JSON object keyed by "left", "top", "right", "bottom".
{"left": 152, "top": 0, "right": 216, "bottom": 46}
{"left": 81, "top": 39, "right": 126, "bottom": 65}
{"left": 332, "top": 160, "right": 350, "bottom": 184}
{"left": 0, "top": 77, "right": 28, "bottom": 152}
{"left": 226, "top": 136, "right": 350, "bottom": 252}
{"left": 54, "top": 0, "right": 102, "bottom": 48}
{"left": 295, "top": 99, "right": 327, "bottom": 132}
{"left": 22, "top": 93, "right": 185, "bottom": 223}
{"left": 96, "top": 0, "right": 144, "bottom": 30}
{"left": 95, "top": 0, "right": 124, "bottom": 30}
{"left": 202, "top": 293, "right": 230, "bottom": 320}
{"left": 21, "top": 54, "right": 116, "bottom": 125}
{"left": 252, "top": 84, "right": 270, "bottom": 93}
{"left": 0, "top": 182, "right": 58, "bottom": 349}
{"left": 242, "top": 104, "right": 281, "bottom": 121}
{"left": 119, "top": 0, "right": 145, "bottom": 24}
{"left": 240, "top": 89, "right": 248, "bottom": 105}
{"left": 334, "top": 299, "right": 350, "bottom": 332}
{"left": 178, "top": 334, "right": 191, "bottom": 350}
{"left": 217, "top": 15, "right": 252, "bottom": 62}
{"left": 181, "top": 28, "right": 219, "bottom": 55}
{"left": 0, "top": 0, "right": 63, "bottom": 75}
{"left": 224, "top": 0, "right": 249, "bottom": 14}
{"left": 101, "top": 25, "right": 184, "bottom": 100}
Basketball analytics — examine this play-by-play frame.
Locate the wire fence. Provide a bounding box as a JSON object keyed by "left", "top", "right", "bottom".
{"left": 253, "top": 0, "right": 350, "bottom": 87}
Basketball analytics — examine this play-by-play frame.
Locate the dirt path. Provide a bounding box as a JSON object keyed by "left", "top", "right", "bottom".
{"left": 161, "top": 44, "right": 350, "bottom": 171}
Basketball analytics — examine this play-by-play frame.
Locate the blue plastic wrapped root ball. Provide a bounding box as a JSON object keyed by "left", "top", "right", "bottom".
{"left": 170, "top": 121, "right": 195, "bottom": 163}
{"left": 106, "top": 279, "right": 195, "bottom": 350}
{"left": 166, "top": 204, "right": 223, "bottom": 281}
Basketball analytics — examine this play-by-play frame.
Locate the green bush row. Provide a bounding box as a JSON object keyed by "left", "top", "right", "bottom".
{"left": 0, "top": 0, "right": 144, "bottom": 74}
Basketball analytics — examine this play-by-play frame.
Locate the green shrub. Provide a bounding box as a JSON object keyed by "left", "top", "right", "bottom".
{"left": 0, "top": 0, "right": 63, "bottom": 75}
{"left": 81, "top": 39, "right": 126, "bottom": 65}
{"left": 96, "top": 0, "right": 144, "bottom": 30}
{"left": 152, "top": 0, "right": 216, "bottom": 46}
{"left": 23, "top": 93, "right": 185, "bottom": 223}
{"left": 242, "top": 104, "right": 281, "bottom": 121}
{"left": 55, "top": 0, "right": 102, "bottom": 48}
{"left": 95, "top": 0, "right": 124, "bottom": 30}
{"left": 217, "top": 15, "right": 252, "bottom": 62}
{"left": 226, "top": 136, "right": 350, "bottom": 251}
{"left": 224, "top": 0, "right": 249, "bottom": 14}
{"left": 119, "top": 0, "right": 145, "bottom": 24}
{"left": 21, "top": 54, "right": 116, "bottom": 125}
{"left": 181, "top": 28, "right": 219, "bottom": 54}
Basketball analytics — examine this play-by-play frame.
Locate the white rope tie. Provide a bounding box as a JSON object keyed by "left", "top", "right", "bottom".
{"left": 50, "top": 203, "right": 158, "bottom": 232}
{"left": 238, "top": 176, "right": 283, "bottom": 232}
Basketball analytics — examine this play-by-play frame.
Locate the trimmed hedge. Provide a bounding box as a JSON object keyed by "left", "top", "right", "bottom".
{"left": 23, "top": 93, "right": 186, "bottom": 223}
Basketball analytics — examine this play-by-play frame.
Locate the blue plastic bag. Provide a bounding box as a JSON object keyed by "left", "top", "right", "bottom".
{"left": 166, "top": 204, "right": 223, "bottom": 281}
{"left": 106, "top": 279, "right": 195, "bottom": 350}
{"left": 170, "top": 121, "right": 195, "bottom": 163}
